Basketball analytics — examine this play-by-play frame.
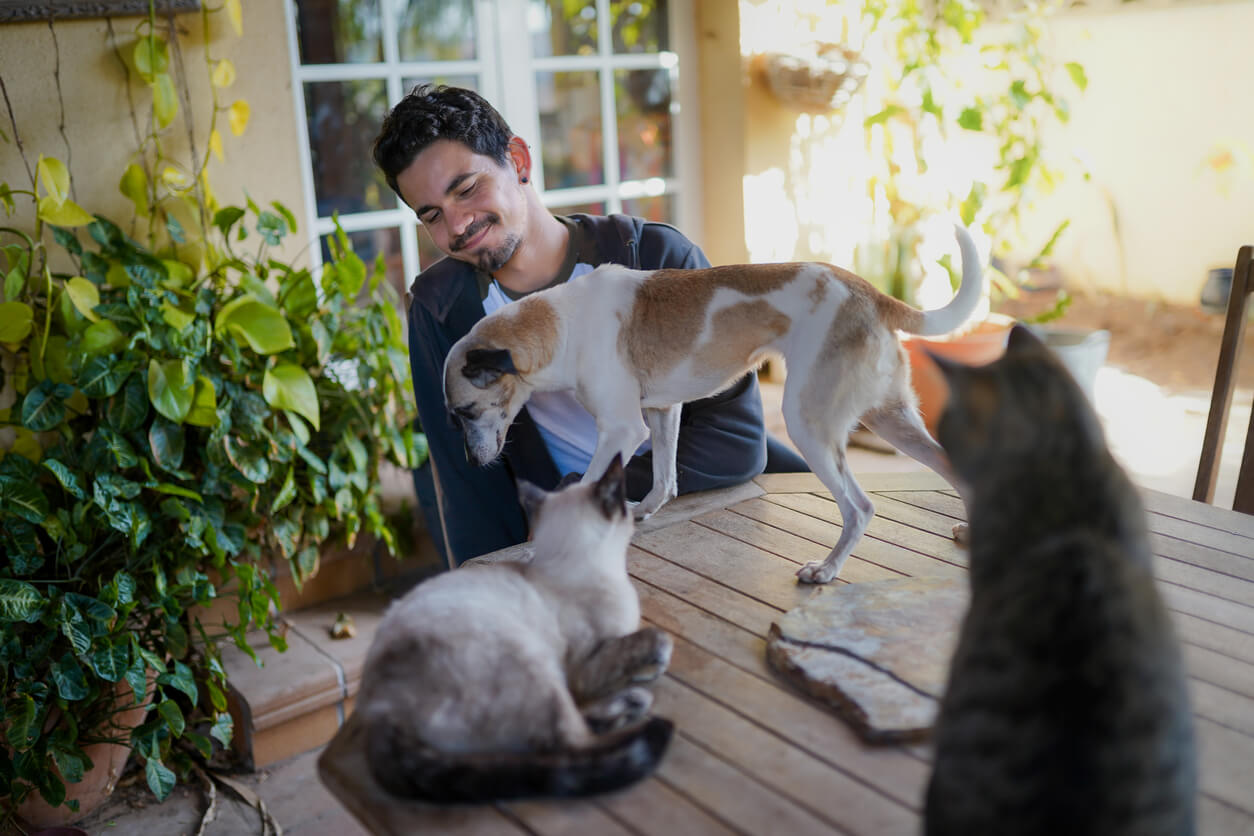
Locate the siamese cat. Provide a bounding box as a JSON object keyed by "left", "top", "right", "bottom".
{"left": 357, "top": 454, "right": 674, "bottom": 803}
{"left": 924, "top": 326, "right": 1196, "bottom": 836}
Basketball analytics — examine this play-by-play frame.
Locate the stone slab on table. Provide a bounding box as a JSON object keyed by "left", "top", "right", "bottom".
{"left": 766, "top": 576, "right": 968, "bottom": 743}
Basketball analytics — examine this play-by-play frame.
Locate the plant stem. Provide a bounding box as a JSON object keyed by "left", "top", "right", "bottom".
{"left": 46, "top": 20, "right": 76, "bottom": 204}
{"left": 0, "top": 73, "right": 35, "bottom": 190}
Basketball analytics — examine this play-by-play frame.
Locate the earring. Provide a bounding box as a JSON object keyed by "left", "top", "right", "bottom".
{"left": 520, "top": 176, "right": 529, "bottom": 183}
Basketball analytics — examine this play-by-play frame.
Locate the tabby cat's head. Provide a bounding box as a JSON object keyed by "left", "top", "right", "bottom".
{"left": 932, "top": 325, "right": 1107, "bottom": 483}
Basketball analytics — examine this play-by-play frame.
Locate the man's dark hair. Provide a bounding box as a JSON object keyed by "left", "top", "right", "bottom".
{"left": 373, "top": 84, "right": 514, "bottom": 199}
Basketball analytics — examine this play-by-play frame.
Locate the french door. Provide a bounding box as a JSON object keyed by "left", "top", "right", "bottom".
{"left": 285, "top": 0, "right": 697, "bottom": 297}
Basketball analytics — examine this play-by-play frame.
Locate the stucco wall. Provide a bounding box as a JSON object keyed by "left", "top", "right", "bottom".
{"left": 733, "top": 0, "right": 1254, "bottom": 305}
{"left": 0, "top": 3, "right": 307, "bottom": 266}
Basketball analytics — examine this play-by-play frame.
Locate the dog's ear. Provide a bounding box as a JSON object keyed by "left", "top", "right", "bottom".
{"left": 461, "top": 348, "right": 517, "bottom": 389}
{"left": 593, "top": 453, "right": 627, "bottom": 520}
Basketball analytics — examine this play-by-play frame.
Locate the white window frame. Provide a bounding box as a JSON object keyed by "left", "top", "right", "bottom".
{"left": 283, "top": 0, "right": 697, "bottom": 283}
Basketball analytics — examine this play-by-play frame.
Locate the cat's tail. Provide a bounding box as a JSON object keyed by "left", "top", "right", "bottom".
{"left": 890, "top": 223, "right": 986, "bottom": 337}
{"left": 366, "top": 715, "right": 675, "bottom": 803}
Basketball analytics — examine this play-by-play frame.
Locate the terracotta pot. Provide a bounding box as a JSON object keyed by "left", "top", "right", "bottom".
{"left": 902, "top": 313, "right": 1016, "bottom": 438}
{"left": 12, "top": 679, "right": 153, "bottom": 828}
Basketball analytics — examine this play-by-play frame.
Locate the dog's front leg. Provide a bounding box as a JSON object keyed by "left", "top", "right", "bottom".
{"left": 634, "top": 405, "right": 682, "bottom": 520}
{"left": 584, "top": 414, "right": 648, "bottom": 487}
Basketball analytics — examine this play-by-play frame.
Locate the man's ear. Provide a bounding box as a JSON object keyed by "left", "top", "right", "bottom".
{"left": 462, "top": 348, "right": 517, "bottom": 388}
{"left": 507, "top": 135, "right": 532, "bottom": 184}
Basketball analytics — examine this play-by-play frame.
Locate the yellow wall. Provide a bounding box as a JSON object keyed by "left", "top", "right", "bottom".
{"left": 728, "top": 0, "right": 1254, "bottom": 305}
{"left": 0, "top": 3, "right": 306, "bottom": 265}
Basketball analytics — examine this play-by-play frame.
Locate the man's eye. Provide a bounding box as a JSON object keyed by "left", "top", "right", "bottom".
{"left": 421, "top": 211, "right": 440, "bottom": 224}
{"left": 458, "top": 183, "right": 476, "bottom": 198}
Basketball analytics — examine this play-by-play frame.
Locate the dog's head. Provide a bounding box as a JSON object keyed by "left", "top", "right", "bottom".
{"left": 443, "top": 339, "right": 534, "bottom": 467}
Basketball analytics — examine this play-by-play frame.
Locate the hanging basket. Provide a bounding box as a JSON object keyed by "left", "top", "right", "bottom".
{"left": 762, "top": 42, "right": 870, "bottom": 114}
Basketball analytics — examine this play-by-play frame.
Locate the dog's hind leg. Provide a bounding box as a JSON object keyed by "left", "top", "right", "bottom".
{"left": 861, "top": 400, "right": 970, "bottom": 545}
{"left": 783, "top": 392, "right": 874, "bottom": 584}
{"left": 634, "top": 405, "right": 682, "bottom": 520}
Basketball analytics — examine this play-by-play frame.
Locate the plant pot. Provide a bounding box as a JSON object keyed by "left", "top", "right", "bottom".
{"left": 1030, "top": 325, "right": 1110, "bottom": 403}
{"left": 10, "top": 679, "right": 153, "bottom": 829}
{"left": 902, "top": 313, "right": 1016, "bottom": 438}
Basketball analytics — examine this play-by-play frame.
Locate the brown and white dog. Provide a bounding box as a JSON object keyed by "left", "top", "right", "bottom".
{"left": 444, "top": 225, "right": 982, "bottom": 583}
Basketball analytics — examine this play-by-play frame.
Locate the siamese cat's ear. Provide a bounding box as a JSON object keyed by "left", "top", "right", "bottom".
{"left": 594, "top": 453, "right": 627, "bottom": 520}
{"left": 462, "top": 348, "right": 517, "bottom": 389}
{"left": 517, "top": 479, "right": 548, "bottom": 526}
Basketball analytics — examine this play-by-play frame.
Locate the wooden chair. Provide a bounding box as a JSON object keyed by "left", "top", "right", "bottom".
{"left": 1193, "top": 245, "right": 1254, "bottom": 513}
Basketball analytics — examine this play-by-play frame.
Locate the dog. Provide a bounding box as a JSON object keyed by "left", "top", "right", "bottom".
{"left": 444, "top": 225, "right": 982, "bottom": 584}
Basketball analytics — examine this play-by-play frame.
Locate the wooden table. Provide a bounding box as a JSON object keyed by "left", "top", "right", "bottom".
{"left": 320, "top": 471, "right": 1254, "bottom": 835}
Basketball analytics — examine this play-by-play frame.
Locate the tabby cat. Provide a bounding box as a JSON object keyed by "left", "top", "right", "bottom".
{"left": 924, "top": 325, "right": 1196, "bottom": 836}
{"left": 357, "top": 454, "right": 674, "bottom": 803}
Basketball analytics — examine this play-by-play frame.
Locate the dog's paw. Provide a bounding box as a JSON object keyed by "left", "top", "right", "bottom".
{"left": 796, "top": 560, "right": 839, "bottom": 585}
{"left": 628, "top": 500, "right": 654, "bottom": 522}
{"left": 951, "top": 522, "right": 970, "bottom": 547}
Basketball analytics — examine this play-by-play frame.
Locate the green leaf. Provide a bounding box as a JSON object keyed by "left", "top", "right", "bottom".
{"left": 1065, "top": 62, "right": 1088, "bottom": 92}
{"left": 5, "top": 265, "right": 25, "bottom": 302}
{"left": 43, "top": 459, "right": 87, "bottom": 500}
{"left": 0, "top": 579, "right": 43, "bottom": 621}
{"left": 152, "top": 73, "right": 179, "bottom": 129}
{"left": 20, "top": 382, "right": 67, "bottom": 431}
{"left": 960, "top": 181, "right": 987, "bottom": 227}
{"left": 147, "top": 359, "right": 193, "bottom": 423}
{"left": 107, "top": 375, "right": 149, "bottom": 432}
{"left": 119, "top": 163, "right": 149, "bottom": 216}
{"left": 262, "top": 363, "right": 320, "bottom": 430}
{"left": 37, "top": 196, "right": 94, "bottom": 227}
{"left": 222, "top": 435, "right": 270, "bottom": 484}
{"left": 210, "top": 712, "right": 233, "bottom": 747}
{"left": 213, "top": 206, "right": 246, "bottom": 237}
{"left": 115, "top": 571, "right": 136, "bottom": 606}
{"left": 159, "top": 301, "right": 196, "bottom": 332}
{"left": 0, "top": 300, "right": 33, "bottom": 342}
{"left": 957, "top": 106, "right": 983, "bottom": 131}
{"left": 6, "top": 695, "right": 37, "bottom": 750}
{"left": 65, "top": 277, "right": 101, "bottom": 322}
{"left": 149, "top": 417, "right": 186, "bottom": 471}
{"left": 92, "top": 641, "right": 131, "bottom": 682}
{"left": 272, "top": 465, "right": 297, "bottom": 514}
{"left": 0, "top": 475, "right": 48, "bottom": 524}
{"left": 133, "top": 34, "right": 169, "bottom": 81}
{"left": 2, "top": 518, "right": 42, "bottom": 575}
{"left": 125, "top": 658, "right": 148, "bottom": 705}
{"left": 82, "top": 319, "right": 126, "bottom": 356}
{"left": 50, "top": 744, "right": 87, "bottom": 785}
{"left": 36, "top": 155, "right": 70, "bottom": 204}
{"left": 158, "top": 699, "right": 185, "bottom": 738}
{"left": 214, "top": 295, "right": 294, "bottom": 354}
{"left": 256, "top": 211, "right": 286, "bottom": 246}
{"left": 145, "top": 758, "right": 176, "bottom": 801}
{"left": 51, "top": 653, "right": 89, "bottom": 700}
{"left": 334, "top": 251, "right": 367, "bottom": 298}
{"left": 152, "top": 482, "right": 203, "bottom": 502}
{"left": 61, "top": 614, "right": 92, "bottom": 655}
{"left": 157, "top": 661, "right": 197, "bottom": 703}
{"left": 863, "top": 104, "right": 905, "bottom": 127}
{"left": 185, "top": 375, "right": 218, "bottom": 427}
{"left": 78, "top": 355, "right": 132, "bottom": 398}
{"left": 1009, "top": 80, "right": 1030, "bottom": 110}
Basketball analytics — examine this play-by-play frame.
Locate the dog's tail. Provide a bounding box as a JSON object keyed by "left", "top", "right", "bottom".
{"left": 365, "top": 715, "right": 674, "bottom": 803}
{"left": 894, "top": 223, "right": 985, "bottom": 337}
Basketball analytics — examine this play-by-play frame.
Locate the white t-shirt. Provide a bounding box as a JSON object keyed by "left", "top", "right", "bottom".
{"left": 482, "top": 262, "right": 650, "bottom": 477}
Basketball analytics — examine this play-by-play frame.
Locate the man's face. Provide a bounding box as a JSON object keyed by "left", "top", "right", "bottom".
{"left": 396, "top": 139, "right": 524, "bottom": 272}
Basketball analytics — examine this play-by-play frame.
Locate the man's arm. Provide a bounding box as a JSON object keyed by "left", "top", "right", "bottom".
{"left": 406, "top": 296, "right": 528, "bottom": 565}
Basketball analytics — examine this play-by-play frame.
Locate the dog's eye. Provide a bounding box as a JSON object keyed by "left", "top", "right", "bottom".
{"left": 452, "top": 406, "right": 475, "bottom": 422}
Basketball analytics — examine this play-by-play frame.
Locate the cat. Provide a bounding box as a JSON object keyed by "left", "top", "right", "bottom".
{"left": 924, "top": 325, "right": 1197, "bottom": 836}
{"left": 355, "top": 453, "right": 674, "bottom": 803}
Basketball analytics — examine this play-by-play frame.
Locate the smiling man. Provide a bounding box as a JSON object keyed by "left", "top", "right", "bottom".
{"left": 373, "top": 84, "right": 804, "bottom": 566}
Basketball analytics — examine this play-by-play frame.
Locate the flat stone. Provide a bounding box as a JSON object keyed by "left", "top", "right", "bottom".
{"left": 766, "top": 576, "right": 968, "bottom": 744}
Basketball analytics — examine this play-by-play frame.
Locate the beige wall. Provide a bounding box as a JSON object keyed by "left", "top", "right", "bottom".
{"left": 724, "top": 0, "right": 1254, "bottom": 305}
{"left": 0, "top": 3, "right": 307, "bottom": 266}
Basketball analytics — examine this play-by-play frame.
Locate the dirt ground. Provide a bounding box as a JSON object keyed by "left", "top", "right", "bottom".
{"left": 997, "top": 290, "right": 1254, "bottom": 394}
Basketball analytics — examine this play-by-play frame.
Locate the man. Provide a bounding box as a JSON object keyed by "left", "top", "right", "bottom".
{"left": 373, "top": 84, "right": 805, "bottom": 566}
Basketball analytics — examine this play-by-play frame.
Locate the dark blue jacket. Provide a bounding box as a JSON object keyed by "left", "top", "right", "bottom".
{"left": 406, "top": 214, "right": 770, "bottom": 566}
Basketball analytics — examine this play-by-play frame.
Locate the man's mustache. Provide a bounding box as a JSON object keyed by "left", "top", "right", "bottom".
{"left": 451, "top": 216, "right": 497, "bottom": 252}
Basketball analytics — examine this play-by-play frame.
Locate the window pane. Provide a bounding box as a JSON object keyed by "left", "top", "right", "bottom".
{"left": 401, "top": 74, "right": 479, "bottom": 97}
{"left": 295, "top": 0, "right": 382, "bottom": 64}
{"left": 320, "top": 227, "right": 406, "bottom": 299}
{"left": 616, "top": 69, "right": 673, "bottom": 181}
{"left": 397, "top": 0, "right": 477, "bottom": 61}
{"left": 305, "top": 80, "right": 392, "bottom": 217}
{"left": 621, "top": 194, "right": 673, "bottom": 224}
{"left": 549, "top": 202, "right": 607, "bottom": 217}
{"left": 529, "top": 0, "right": 597, "bottom": 58}
{"left": 611, "top": 0, "right": 668, "bottom": 54}
{"left": 536, "top": 71, "right": 604, "bottom": 190}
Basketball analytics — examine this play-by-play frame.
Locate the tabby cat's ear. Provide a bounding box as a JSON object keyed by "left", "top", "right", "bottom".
{"left": 927, "top": 350, "right": 969, "bottom": 386}
{"left": 1006, "top": 324, "right": 1048, "bottom": 355}
{"left": 594, "top": 453, "right": 627, "bottom": 520}
{"left": 517, "top": 479, "right": 548, "bottom": 526}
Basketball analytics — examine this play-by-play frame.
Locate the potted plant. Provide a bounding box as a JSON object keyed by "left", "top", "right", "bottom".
{"left": 0, "top": 6, "right": 419, "bottom": 826}
{"left": 848, "top": 0, "right": 1088, "bottom": 432}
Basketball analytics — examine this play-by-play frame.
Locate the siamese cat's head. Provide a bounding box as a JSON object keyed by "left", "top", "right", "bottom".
{"left": 516, "top": 454, "right": 632, "bottom": 550}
